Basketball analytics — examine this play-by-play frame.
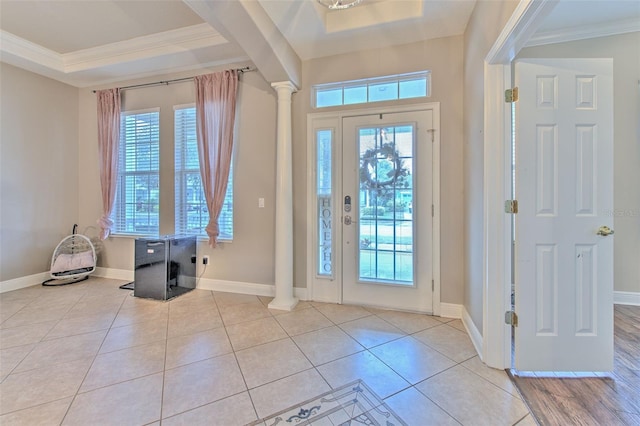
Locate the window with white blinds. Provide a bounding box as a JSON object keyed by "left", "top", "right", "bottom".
{"left": 174, "top": 106, "right": 234, "bottom": 239}
{"left": 113, "top": 109, "right": 160, "bottom": 235}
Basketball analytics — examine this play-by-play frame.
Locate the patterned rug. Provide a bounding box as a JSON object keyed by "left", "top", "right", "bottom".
{"left": 249, "top": 379, "right": 407, "bottom": 426}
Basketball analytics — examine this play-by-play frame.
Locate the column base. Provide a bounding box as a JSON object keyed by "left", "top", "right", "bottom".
{"left": 268, "top": 296, "right": 299, "bottom": 312}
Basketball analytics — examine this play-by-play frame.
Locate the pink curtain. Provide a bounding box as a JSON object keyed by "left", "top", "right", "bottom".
{"left": 95, "top": 88, "right": 121, "bottom": 239}
{"left": 194, "top": 70, "right": 239, "bottom": 247}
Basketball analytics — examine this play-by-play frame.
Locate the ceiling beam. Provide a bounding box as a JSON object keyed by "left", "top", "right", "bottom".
{"left": 183, "top": 0, "right": 301, "bottom": 88}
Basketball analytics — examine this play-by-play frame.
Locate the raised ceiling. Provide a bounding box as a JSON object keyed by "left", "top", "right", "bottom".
{"left": 259, "top": 0, "right": 476, "bottom": 60}
{"left": 0, "top": 0, "right": 638, "bottom": 88}
{"left": 0, "top": 1, "right": 204, "bottom": 53}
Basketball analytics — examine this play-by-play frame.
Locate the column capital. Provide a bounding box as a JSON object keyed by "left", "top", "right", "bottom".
{"left": 271, "top": 81, "right": 298, "bottom": 94}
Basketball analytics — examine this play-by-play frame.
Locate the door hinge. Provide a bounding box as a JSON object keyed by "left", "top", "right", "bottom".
{"left": 505, "top": 310, "right": 518, "bottom": 327}
{"left": 505, "top": 200, "right": 518, "bottom": 214}
{"left": 431, "top": 204, "right": 434, "bottom": 217}
{"left": 505, "top": 87, "right": 519, "bottom": 103}
{"left": 432, "top": 279, "right": 434, "bottom": 291}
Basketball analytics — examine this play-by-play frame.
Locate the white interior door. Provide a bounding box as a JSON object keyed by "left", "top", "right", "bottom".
{"left": 515, "top": 58, "right": 614, "bottom": 371}
{"left": 342, "top": 110, "right": 434, "bottom": 312}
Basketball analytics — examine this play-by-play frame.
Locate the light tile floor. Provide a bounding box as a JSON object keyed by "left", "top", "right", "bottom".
{"left": 0, "top": 277, "right": 535, "bottom": 425}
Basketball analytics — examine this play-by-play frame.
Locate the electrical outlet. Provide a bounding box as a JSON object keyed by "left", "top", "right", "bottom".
{"left": 202, "top": 255, "right": 209, "bottom": 265}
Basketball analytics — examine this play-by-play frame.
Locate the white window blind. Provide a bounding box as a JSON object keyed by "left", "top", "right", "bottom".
{"left": 113, "top": 109, "right": 160, "bottom": 235}
{"left": 174, "top": 106, "right": 234, "bottom": 239}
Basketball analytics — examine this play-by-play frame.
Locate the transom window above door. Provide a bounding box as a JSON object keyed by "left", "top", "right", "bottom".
{"left": 313, "top": 71, "right": 431, "bottom": 109}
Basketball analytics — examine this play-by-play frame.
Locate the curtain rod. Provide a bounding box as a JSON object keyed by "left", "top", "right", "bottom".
{"left": 92, "top": 66, "right": 254, "bottom": 93}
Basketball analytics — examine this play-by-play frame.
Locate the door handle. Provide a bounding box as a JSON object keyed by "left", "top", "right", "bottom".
{"left": 344, "top": 215, "right": 358, "bottom": 225}
{"left": 596, "top": 226, "right": 614, "bottom": 236}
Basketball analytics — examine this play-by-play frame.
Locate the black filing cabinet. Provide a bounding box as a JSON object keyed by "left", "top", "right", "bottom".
{"left": 134, "top": 235, "right": 197, "bottom": 300}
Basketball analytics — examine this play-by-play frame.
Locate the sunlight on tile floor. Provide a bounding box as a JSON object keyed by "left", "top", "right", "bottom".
{"left": 0, "top": 277, "right": 534, "bottom": 425}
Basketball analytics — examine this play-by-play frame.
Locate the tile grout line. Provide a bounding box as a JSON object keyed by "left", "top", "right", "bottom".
{"left": 458, "top": 358, "right": 525, "bottom": 400}
{"left": 212, "top": 291, "right": 261, "bottom": 424}
{"left": 158, "top": 293, "right": 175, "bottom": 424}
{"left": 1, "top": 287, "right": 83, "bottom": 380}
{"left": 2, "top": 281, "right": 541, "bottom": 425}
{"left": 277, "top": 305, "right": 414, "bottom": 422}
{"left": 280, "top": 305, "right": 336, "bottom": 406}
{"left": 43, "top": 280, "right": 128, "bottom": 424}
{"left": 408, "top": 361, "right": 469, "bottom": 426}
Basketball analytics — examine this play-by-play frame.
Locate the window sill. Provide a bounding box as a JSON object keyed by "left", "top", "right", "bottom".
{"left": 109, "top": 233, "right": 151, "bottom": 239}
{"left": 109, "top": 233, "right": 232, "bottom": 244}
{"left": 196, "top": 236, "right": 233, "bottom": 244}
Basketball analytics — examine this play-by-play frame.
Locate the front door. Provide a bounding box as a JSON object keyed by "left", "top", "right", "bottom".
{"left": 514, "top": 58, "right": 614, "bottom": 371}
{"left": 342, "top": 110, "right": 435, "bottom": 312}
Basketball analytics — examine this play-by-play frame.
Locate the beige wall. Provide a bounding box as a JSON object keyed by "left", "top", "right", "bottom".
{"left": 0, "top": 63, "right": 79, "bottom": 281}
{"left": 76, "top": 35, "right": 467, "bottom": 301}
{"left": 2, "top": 29, "right": 477, "bottom": 308}
{"left": 4, "top": 36, "right": 466, "bottom": 299}
{"left": 463, "top": 1, "right": 519, "bottom": 332}
{"left": 518, "top": 32, "right": 640, "bottom": 294}
{"left": 294, "top": 35, "right": 465, "bottom": 304}
{"left": 77, "top": 67, "right": 280, "bottom": 285}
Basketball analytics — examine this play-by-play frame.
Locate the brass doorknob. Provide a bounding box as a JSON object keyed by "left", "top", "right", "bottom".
{"left": 597, "top": 226, "right": 614, "bottom": 236}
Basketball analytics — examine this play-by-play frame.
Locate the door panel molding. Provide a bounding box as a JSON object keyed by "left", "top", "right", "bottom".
{"left": 515, "top": 58, "right": 614, "bottom": 371}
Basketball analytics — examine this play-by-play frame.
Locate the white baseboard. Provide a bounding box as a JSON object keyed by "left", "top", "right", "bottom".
{"left": 93, "top": 267, "right": 134, "bottom": 281}
{"left": 1, "top": 266, "right": 310, "bottom": 302}
{"left": 439, "top": 303, "right": 462, "bottom": 319}
{"left": 614, "top": 291, "right": 640, "bottom": 306}
{"left": 1, "top": 267, "right": 311, "bottom": 310}
{"left": 196, "top": 277, "right": 308, "bottom": 301}
{"left": 462, "top": 306, "right": 483, "bottom": 359}
{"left": 1, "top": 268, "right": 133, "bottom": 293}
{"left": 94, "top": 268, "right": 311, "bottom": 301}
{"left": 93, "top": 268, "right": 311, "bottom": 301}
{"left": 0, "top": 272, "right": 48, "bottom": 293}
{"left": 197, "top": 278, "right": 274, "bottom": 297}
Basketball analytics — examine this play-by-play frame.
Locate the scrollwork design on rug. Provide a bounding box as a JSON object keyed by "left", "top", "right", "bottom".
{"left": 286, "top": 405, "right": 321, "bottom": 423}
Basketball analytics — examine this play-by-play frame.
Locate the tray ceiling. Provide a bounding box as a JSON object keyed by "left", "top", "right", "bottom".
{"left": 0, "top": 0, "right": 637, "bottom": 88}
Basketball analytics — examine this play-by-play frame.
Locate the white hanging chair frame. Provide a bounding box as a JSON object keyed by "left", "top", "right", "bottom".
{"left": 43, "top": 233, "right": 97, "bottom": 286}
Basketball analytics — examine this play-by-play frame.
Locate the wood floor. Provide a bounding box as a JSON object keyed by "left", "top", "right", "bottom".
{"left": 509, "top": 305, "right": 640, "bottom": 426}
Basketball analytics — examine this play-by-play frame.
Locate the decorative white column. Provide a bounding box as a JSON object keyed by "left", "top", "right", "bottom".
{"left": 268, "top": 81, "right": 298, "bottom": 311}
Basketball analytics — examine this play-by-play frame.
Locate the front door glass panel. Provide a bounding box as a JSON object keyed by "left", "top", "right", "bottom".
{"left": 357, "top": 125, "right": 414, "bottom": 285}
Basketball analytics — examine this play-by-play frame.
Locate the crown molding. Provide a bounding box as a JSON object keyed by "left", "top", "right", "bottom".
{"left": 0, "top": 30, "right": 64, "bottom": 71}
{"left": 64, "top": 24, "right": 228, "bottom": 72}
{"left": 525, "top": 17, "right": 640, "bottom": 47}
{"left": 84, "top": 55, "right": 251, "bottom": 89}
{"left": 1, "top": 24, "right": 230, "bottom": 77}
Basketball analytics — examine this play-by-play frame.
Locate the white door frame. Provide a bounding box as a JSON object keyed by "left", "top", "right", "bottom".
{"left": 306, "top": 103, "right": 441, "bottom": 315}
{"left": 482, "top": 0, "right": 559, "bottom": 369}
